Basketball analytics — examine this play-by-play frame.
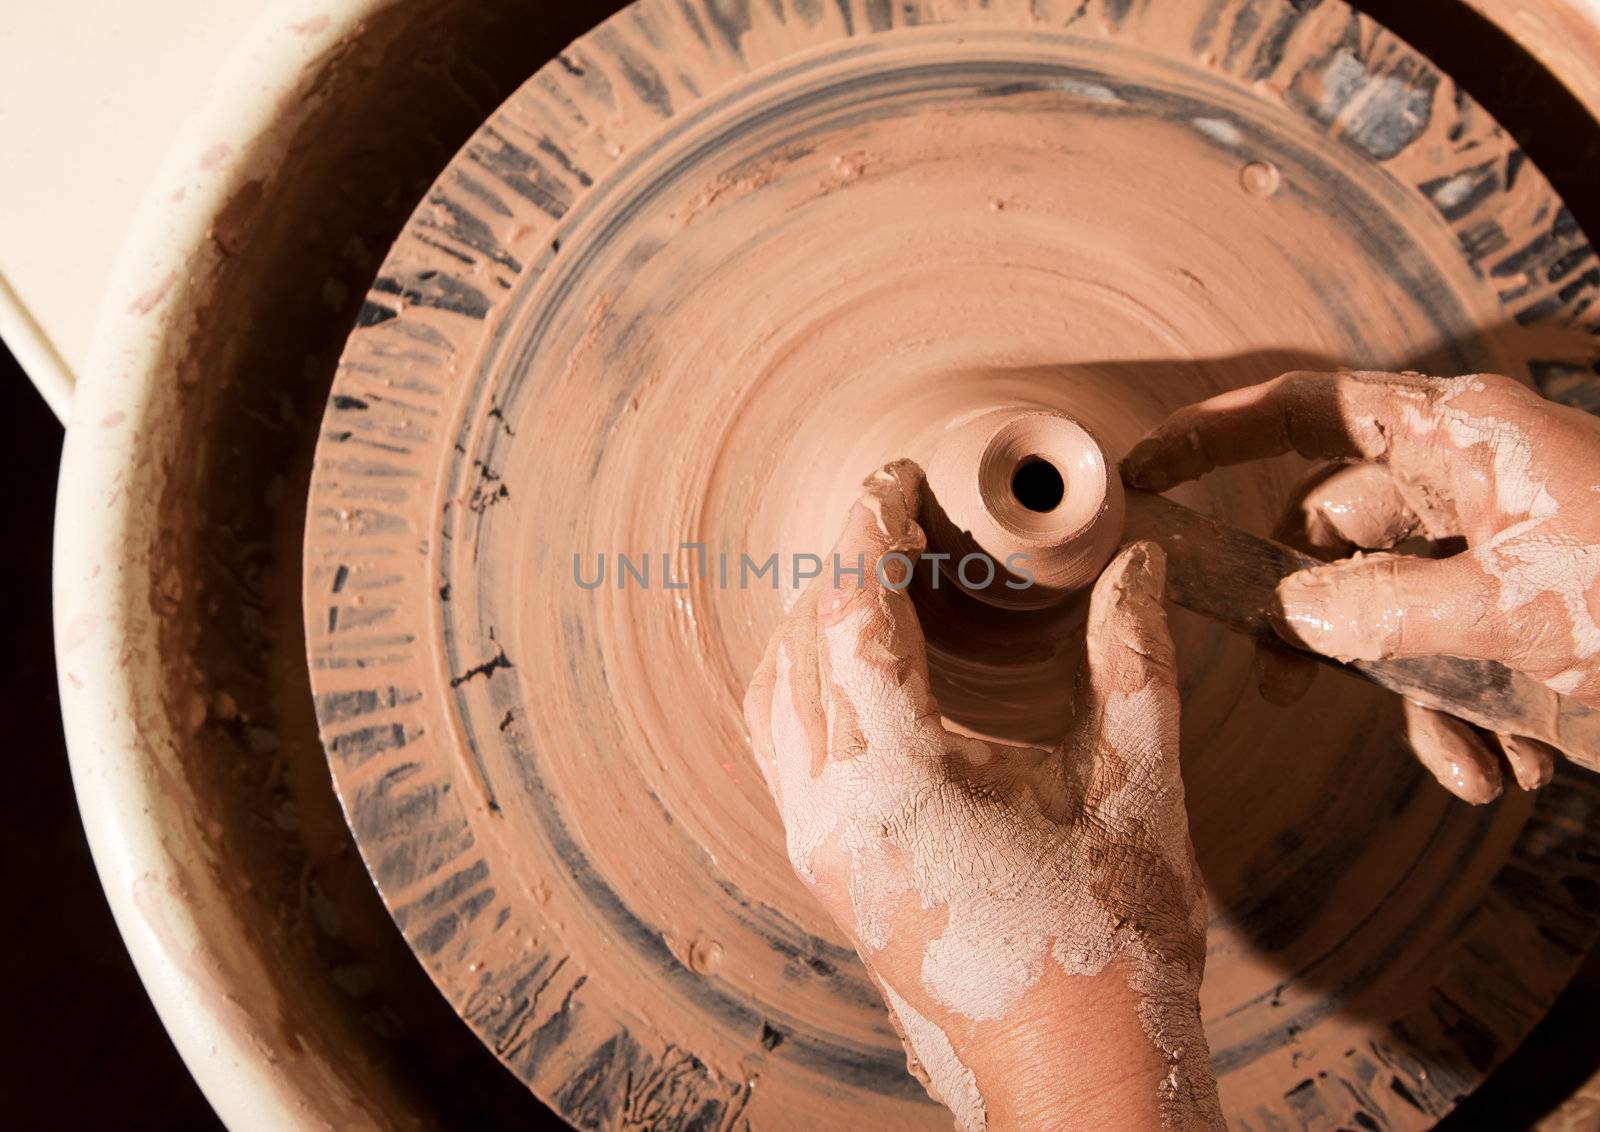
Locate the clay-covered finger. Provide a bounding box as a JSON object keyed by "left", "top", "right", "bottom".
{"left": 1272, "top": 552, "right": 1498, "bottom": 665}
{"left": 744, "top": 594, "right": 825, "bottom": 802}
{"left": 756, "top": 586, "right": 831, "bottom": 803}
{"left": 815, "top": 460, "right": 928, "bottom": 618}
{"left": 1122, "top": 370, "right": 1456, "bottom": 492}
{"left": 1078, "top": 541, "right": 1181, "bottom": 766}
{"left": 1250, "top": 463, "right": 1404, "bottom": 705}
{"left": 742, "top": 633, "right": 782, "bottom": 792}
{"left": 1294, "top": 462, "right": 1433, "bottom": 554}
{"left": 1497, "top": 733, "right": 1557, "bottom": 791}
{"left": 1401, "top": 699, "right": 1503, "bottom": 804}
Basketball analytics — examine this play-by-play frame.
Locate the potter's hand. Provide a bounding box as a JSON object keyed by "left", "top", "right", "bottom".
{"left": 744, "top": 461, "right": 1221, "bottom": 1132}
{"left": 1124, "top": 370, "right": 1600, "bottom": 803}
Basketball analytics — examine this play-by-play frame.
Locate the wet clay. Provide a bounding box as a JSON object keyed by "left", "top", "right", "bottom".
{"left": 1126, "top": 373, "right": 1600, "bottom": 701}
{"left": 746, "top": 464, "right": 1219, "bottom": 1127}
{"left": 1125, "top": 369, "right": 1600, "bottom": 803}
{"left": 923, "top": 407, "right": 1124, "bottom": 608}
{"left": 302, "top": 2, "right": 1600, "bottom": 1129}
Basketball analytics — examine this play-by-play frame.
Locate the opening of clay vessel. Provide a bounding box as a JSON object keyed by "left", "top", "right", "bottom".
{"left": 1011, "top": 458, "right": 1064, "bottom": 513}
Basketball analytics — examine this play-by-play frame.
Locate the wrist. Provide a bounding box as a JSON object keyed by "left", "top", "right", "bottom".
{"left": 939, "top": 960, "right": 1219, "bottom": 1131}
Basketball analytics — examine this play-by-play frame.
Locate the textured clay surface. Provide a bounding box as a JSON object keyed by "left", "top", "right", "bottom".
{"left": 302, "top": 1, "right": 1600, "bottom": 1128}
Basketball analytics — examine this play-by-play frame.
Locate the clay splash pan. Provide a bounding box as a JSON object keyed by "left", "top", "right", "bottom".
{"left": 303, "top": 1, "right": 1600, "bottom": 1127}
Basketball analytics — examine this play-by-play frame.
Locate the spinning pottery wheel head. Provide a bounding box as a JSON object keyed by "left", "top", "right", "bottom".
{"left": 304, "top": 1, "right": 1600, "bottom": 1126}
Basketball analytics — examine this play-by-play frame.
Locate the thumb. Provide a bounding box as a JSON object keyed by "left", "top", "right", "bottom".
{"left": 817, "top": 459, "right": 927, "bottom": 624}
{"left": 1273, "top": 553, "right": 1496, "bottom": 664}
{"left": 1078, "top": 541, "right": 1180, "bottom": 758}
{"left": 813, "top": 460, "right": 942, "bottom": 757}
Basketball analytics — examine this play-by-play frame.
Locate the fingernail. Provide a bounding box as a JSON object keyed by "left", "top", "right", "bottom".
{"left": 1120, "top": 443, "right": 1172, "bottom": 491}
{"left": 1499, "top": 733, "right": 1557, "bottom": 791}
{"left": 1441, "top": 751, "right": 1503, "bottom": 806}
{"left": 1274, "top": 569, "right": 1354, "bottom": 660}
{"left": 870, "top": 459, "right": 924, "bottom": 513}
{"left": 1405, "top": 700, "right": 1502, "bottom": 805}
{"left": 1109, "top": 540, "right": 1163, "bottom": 597}
{"left": 1131, "top": 539, "right": 1165, "bottom": 585}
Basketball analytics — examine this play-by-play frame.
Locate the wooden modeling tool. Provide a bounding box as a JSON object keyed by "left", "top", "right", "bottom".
{"left": 926, "top": 404, "right": 1600, "bottom": 768}
{"left": 1125, "top": 491, "right": 1600, "bottom": 770}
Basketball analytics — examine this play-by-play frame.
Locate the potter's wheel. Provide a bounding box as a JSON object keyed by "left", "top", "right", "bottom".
{"left": 303, "top": 1, "right": 1600, "bottom": 1126}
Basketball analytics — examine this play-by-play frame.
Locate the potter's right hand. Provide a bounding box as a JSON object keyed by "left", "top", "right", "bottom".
{"left": 743, "top": 460, "right": 1222, "bottom": 1132}
{"left": 1124, "top": 369, "right": 1600, "bottom": 803}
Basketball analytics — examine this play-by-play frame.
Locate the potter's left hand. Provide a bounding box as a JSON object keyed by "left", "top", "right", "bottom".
{"left": 744, "top": 461, "right": 1222, "bottom": 1132}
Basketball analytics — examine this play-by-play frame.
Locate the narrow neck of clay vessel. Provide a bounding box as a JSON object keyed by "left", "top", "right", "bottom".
{"left": 923, "top": 406, "right": 1125, "bottom": 609}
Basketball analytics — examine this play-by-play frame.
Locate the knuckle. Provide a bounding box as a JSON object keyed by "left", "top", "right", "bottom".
{"left": 1471, "top": 371, "right": 1533, "bottom": 402}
